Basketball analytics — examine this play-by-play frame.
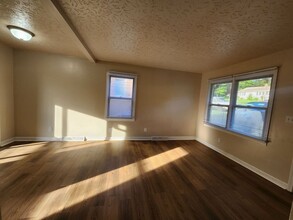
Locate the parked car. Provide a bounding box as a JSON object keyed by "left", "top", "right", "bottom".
{"left": 232, "top": 108, "right": 264, "bottom": 138}
{"left": 246, "top": 101, "right": 268, "bottom": 107}
{"left": 246, "top": 101, "right": 267, "bottom": 121}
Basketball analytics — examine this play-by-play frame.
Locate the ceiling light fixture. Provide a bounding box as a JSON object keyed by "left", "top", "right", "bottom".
{"left": 7, "top": 25, "right": 35, "bottom": 41}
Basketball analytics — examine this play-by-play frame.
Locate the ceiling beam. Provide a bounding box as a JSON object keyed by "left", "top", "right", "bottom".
{"left": 43, "top": 0, "right": 97, "bottom": 62}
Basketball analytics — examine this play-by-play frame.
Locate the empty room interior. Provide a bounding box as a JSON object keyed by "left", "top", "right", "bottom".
{"left": 1, "top": 0, "right": 293, "bottom": 219}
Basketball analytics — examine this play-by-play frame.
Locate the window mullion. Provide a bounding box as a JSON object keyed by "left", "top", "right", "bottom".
{"left": 226, "top": 78, "right": 237, "bottom": 129}
{"left": 234, "top": 105, "right": 267, "bottom": 110}
{"left": 262, "top": 69, "right": 278, "bottom": 141}
{"left": 109, "top": 97, "right": 132, "bottom": 100}
{"left": 205, "top": 81, "right": 213, "bottom": 122}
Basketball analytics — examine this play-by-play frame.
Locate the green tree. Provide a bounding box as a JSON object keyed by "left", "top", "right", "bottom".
{"left": 239, "top": 78, "right": 270, "bottom": 90}
{"left": 213, "top": 83, "right": 231, "bottom": 97}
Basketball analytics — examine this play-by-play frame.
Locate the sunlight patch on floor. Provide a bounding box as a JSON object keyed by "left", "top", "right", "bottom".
{"left": 55, "top": 141, "right": 109, "bottom": 153}
{"left": 30, "top": 147, "right": 188, "bottom": 218}
{"left": 0, "top": 143, "right": 47, "bottom": 164}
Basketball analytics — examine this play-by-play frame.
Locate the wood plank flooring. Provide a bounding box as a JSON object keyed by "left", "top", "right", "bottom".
{"left": 0, "top": 140, "right": 292, "bottom": 219}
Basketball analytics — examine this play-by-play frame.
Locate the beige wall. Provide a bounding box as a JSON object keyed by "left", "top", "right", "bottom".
{"left": 0, "top": 42, "right": 14, "bottom": 144}
{"left": 196, "top": 48, "right": 293, "bottom": 183}
{"left": 14, "top": 50, "right": 201, "bottom": 139}
{"left": 10, "top": 45, "right": 293, "bottom": 185}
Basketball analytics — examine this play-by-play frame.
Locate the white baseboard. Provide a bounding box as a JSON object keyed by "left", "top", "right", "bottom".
{"left": 14, "top": 137, "right": 62, "bottom": 142}
{"left": 0, "top": 138, "right": 15, "bottom": 147}
{"left": 287, "top": 158, "right": 293, "bottom": 191}
{"left": 289, "top": 202, "right": 293, "bottom": 220}
{"left": 194, "top": 137, "right": 288, "bottom": 190}
{"left": 13, "top": 136, "right": 196, "bottom": 142}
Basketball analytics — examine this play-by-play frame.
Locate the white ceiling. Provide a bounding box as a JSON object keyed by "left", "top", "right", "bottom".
{"left": 1, "top": 0, "right": 293, "bottom": 73}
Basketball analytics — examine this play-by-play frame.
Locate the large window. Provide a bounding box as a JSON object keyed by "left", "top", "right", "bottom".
{"left": 106, "top": 72, "right": 137, "bottom": 120}
{"left": 206, "top": 67, "right": 278, "bottom": 141}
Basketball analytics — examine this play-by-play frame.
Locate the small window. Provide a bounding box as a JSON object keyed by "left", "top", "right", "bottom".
{"left": 206, "top": 67, "right": 278, "bottom": 141}
{"left": 106, "top": 71, "right": 137, "bottom": 120}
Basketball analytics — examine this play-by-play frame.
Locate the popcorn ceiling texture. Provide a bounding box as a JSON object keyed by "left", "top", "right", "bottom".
{"left": 1, "top": 0, "right": 293, "bottom": 72}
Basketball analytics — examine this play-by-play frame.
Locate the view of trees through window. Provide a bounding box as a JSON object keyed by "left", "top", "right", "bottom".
{"left": 211, "top": 83, "right": 231, "bottom": 105}
{"left": 236, "top": 77, "right": 272, "bottom": 106}
{"left": 211, "top": 77, "right": 272, "bottom": 106}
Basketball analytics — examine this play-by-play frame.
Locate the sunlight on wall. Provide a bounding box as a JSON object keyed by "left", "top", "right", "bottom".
{"left": 54, "top": 105, "right": 108, "bottom": 139}
{"left": 67, "top": 109, "right": 107, "bottom": 137}
{"left": 30, "top": 147, "right": 189, "bottom": 218}
{"left": 54, "top": 105, "right": 63, "bottom": 138}
{"left": 117, "top": 125, "right": 126, "bottom": 130}
{"left": 110, "top": 125, "right": 126, "bottom": 140}
{"left": 197, "top": 123, "right": 210, "bottom": 142}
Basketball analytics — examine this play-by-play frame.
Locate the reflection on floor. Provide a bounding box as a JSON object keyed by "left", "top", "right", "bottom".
{"left": 0, "top": 140, "right": 292, "bottom": 219}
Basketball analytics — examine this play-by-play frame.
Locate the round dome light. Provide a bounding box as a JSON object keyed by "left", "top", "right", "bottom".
{"left": 7, "top": 25, "right": 35, "bottom": 41}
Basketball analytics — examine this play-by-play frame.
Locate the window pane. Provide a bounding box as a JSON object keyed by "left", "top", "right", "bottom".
{"left": 230, "top": 107, "right": 266, "bottom": 138}
{"left": 110, "top": 77, "right": 133, "bottom": 98}
{"left": 211, "top": 82, "right": 231, "bottom": 105}
{"left": 208, "top": 106, "right": 228, "bottom": 127}
{"left": 109, "top": 99, "right": 132, "bottom": 118}
{"left": 236, "top": 77, "right": 272, "bottom": 107}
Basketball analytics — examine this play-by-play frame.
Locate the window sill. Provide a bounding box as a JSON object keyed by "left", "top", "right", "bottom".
{"left": 106, "top": 117, "right": 135, "bottom": 122}
{"left": 203, "top": 122, "right": 270, "bottom": 145}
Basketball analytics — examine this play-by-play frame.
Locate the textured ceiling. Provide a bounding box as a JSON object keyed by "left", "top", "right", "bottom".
{"left": 0, "top": 0, "right": 86, "bottom": 59}
{"left": 1, "top": 0, "right": 293, "bottom": 73}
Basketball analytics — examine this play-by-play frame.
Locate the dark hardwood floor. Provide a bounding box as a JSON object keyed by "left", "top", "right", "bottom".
{"left": 0, "top": 140, "right": 292, "bottom": 219}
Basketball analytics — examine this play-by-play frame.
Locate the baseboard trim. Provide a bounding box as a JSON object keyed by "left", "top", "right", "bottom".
{"left": 289, "top": 201, "right": 293, "bottom": 220}
{"left": 194, "top": 137, "right": 288, "bottom": 190}
{"left": 14, "top": 137, "right": 62, "bottom": 142}
{"left": 287, "top": 158, "right": 293, "bottom": 192}
{"left": 13, "top": 136, "right": 196, "bottom": 142}
{"left": 1, "top": 138, "right": 15, "bottom": 147}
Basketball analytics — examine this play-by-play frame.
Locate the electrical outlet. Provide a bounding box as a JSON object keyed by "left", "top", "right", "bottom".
{"left": 285, "top": 116, "right": 293, "bottom": 124}
{"left": 144, "top": 128, "right": 147, "bottom": 132}
{"left": 217, "top": 138, "right": 221, "bottom": 143}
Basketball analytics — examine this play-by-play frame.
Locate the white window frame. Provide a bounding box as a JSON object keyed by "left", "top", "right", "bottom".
{"left": 205, "top": 67, "right": 278, "bottom": 142}
{"left": 105, "top": 71, "right": 137, "bottom": 121}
